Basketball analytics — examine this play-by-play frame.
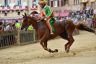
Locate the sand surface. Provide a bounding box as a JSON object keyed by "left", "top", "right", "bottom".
{"left": 0, "top": 31, "right": 96, "bottom": 64}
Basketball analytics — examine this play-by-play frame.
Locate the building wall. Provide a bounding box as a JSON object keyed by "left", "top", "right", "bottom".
{"left": 48, "top": 0, "right": 81, "bottom": 12}
{"left": 0, "top": 0, "right": 96, "bottom": 19}
{"left": 48, "top": 0, "right": 96, "bottom": 11}
{"left": 0, "top": 0, "right": 26, "bottom": 18}
{"left": 0, "top": 0, "right": 39, "bottom": 18}
{"left": 81, "top": 0, "right": 96, "bottom": 10}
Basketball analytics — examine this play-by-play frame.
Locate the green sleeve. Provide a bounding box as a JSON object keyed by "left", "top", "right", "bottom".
{"left": 44, "top": 5, "right": 52, "bottom": 17}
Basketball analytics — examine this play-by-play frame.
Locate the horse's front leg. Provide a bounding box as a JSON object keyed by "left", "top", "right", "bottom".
{"left": 40, "top": 39, "right": 58, "bottom": 53}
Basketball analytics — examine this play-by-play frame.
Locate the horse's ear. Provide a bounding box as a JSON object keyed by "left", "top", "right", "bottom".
{"left": 24, "top": 13, "right": 27, "bottom": 16}
{"left": 22, "top": 14, "right": 24, "bottom": 17}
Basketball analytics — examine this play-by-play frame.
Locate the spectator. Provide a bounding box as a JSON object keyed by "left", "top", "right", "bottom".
{"left": 4, "top": 23, "right": 14, "bottom": 31}
{"left": 27, "top": 25, "right": 33, "bottom": 30}
{"left": 15, "top": 20, "right": 21, "bottom": 30}
{"left": 87, "top": 17, "right": 92, "bottom": 27}
{"left": 0, "top": 22, "right": 4, "bottom": 31}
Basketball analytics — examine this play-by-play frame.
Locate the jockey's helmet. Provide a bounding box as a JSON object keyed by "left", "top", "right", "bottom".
{"left": 39, "top": 0, "right": 47, "bottom": 4}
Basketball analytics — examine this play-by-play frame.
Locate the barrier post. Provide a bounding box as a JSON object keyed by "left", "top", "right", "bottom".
{"left": 33, "top": 29, "right": 36, "bottom": 42}
{"left": 17, "top": 30, "right": 20, "bottom": 45}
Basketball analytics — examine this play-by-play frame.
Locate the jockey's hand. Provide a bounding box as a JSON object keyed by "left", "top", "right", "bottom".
{"left": 39, "top": 17, "right": 46, "bottom": 22}
{"left": 41, "top": 17, "right": 47, "bottom": 20}
{"left": 44, "top": 17, "right": 50, "bottom": 21}
{"left": 44, "top": 17, "right": 47, "bottom": 20}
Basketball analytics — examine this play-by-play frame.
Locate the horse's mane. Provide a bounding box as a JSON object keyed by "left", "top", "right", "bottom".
{"left": 27, "top": 16, "right": 46, "bottom": 29}
{"left": 31, "top": 11, "right": 38, "bottom": 14}
{"left": 28, "top": 16, "right": 38, "bottom": 22}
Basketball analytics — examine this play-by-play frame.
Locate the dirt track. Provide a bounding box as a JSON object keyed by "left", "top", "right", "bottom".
{"left": 0, "top": 31, "right": 96, "bottom": 64}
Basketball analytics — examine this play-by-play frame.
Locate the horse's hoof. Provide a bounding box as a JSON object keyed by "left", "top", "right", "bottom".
{"left": 48, "top": 49, "right": 52, "bottom": 52}
{"left": 48, "top": 49, "right": 54, "bottom": 53}
{"left": 66, "top": 51, "right": 69, "bottom": 53}
{"left": 65, "top": 49, "right": 69, "bottom": 53}
{"left": 73, "top": 52, "right": 76, "bottom": 55}
{"left": 94, "top": 30, "right": 96, "bottom": 34}
{"left": 55, "top": 49, "right": 58, "bottom": 52}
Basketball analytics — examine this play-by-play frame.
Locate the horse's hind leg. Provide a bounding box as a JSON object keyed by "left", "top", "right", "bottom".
{"left": 59, "top": 32, "right": 74, "bottom": 53}
{"left": 65, "top": 34, "right": 74, "bottom": 53}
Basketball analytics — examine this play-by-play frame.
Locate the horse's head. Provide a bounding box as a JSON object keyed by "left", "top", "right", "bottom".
{"left": 21, "top": 13, "right": 29, "bottom": 30}
{"left": 21, "top": 13, "right": 39, "bottom": 30}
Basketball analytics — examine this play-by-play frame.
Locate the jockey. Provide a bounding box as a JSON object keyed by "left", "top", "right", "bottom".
{"left": 39, "top": 0, "right": 54, "bottom": 34}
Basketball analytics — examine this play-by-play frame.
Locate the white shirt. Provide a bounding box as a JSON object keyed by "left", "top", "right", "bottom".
{"left": 4, "top": 25, "right": 13, "bottom": 31}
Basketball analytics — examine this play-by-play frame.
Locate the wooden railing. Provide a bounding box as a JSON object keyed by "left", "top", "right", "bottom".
{"left": 0, "top": 30, "right": 36, "bottom": 48}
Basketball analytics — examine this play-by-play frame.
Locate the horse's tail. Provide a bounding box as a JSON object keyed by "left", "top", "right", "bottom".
{"left": 75, "top": 24, "right": 96, "bottom": 34}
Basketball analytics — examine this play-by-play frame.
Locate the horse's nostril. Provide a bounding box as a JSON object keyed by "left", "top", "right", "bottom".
{"left": 21, "top": 26, "right": 23, "bottom": 30}
{"left": 21, "top": 28, "right": 22, "bottom": 30}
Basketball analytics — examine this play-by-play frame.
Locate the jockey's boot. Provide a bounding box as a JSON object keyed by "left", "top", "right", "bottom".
{"left": 50, "top": 29, "right": 54, "bottom": 34}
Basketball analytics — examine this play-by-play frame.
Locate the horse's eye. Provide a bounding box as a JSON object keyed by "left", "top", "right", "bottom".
{"left": 28, "top": 19, "right": 30, "bottom": 21}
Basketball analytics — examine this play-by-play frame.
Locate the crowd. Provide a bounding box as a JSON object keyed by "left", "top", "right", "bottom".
{"left": 56, "top": 9, "right": 96, "bottom": 28}
{"left": 0, "top": 20, "right": 20, "bottom": 31}
{"left": 0, "top": 20, "right": 33, "bottom": 32}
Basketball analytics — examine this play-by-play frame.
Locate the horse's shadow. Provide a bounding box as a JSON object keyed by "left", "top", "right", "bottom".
{"left": 34, "top": 46, "right": 96, "bottom": 59}
{"left": 34, "top": 51, "right": 76, "bottom": 59}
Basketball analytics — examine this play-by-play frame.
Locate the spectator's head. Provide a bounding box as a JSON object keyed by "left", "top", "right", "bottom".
{"left": 0, "top": 22, "right": 3, "bottom": 25}
{"left": 8, "top": 23, "right": 11, "bottom": 25}
{"left": 15, "top": 20, "right": 18, "bottom": 23}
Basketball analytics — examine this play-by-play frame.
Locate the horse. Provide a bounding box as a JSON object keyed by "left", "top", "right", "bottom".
{"left": 21, "top": 13, "right": 96, "bottom": 53}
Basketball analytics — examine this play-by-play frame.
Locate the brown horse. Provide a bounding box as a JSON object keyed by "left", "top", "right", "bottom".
{"left": 21, "top": 13, "right": 96, "bottom": 53}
